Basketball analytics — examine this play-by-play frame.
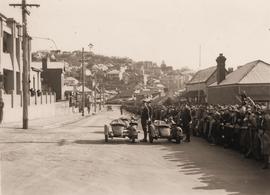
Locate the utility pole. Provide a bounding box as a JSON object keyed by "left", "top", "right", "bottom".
{"left": 102, "top": 85, "right": 105, "bottom": 108}
{"left": 99, "top": 84, "right": 102, "bottom": 111}
{"left": 197, "top": 44, "right": 202, "bottom": 104}
{"left": 94, "top": 77, "right": 97, "bottom": 113}
{"left": 10, "top": 0, "right": 40, "bottom": 129}
{"left": 81, "top": 48, "right": 85, "bottom": 116}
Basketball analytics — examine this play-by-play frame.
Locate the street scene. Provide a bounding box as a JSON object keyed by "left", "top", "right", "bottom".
{"left": 1, "top": 0, "right": 270, "bottom": 195}
{"left": 0, "top": 106, "right": 270, "bottom": 195}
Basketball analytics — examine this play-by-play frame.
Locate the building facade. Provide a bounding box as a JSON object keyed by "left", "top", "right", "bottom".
{"left": 0, "top": 14, "right": 22, "bottom": 95}
{"left": 41, "top": 57, "right": 66, "bottom": 100}
{"left": 208, "top": 60, "right": 270, "bottom": 105}
{"left": 185, "top": 66, "right": 217, "bottom": 103}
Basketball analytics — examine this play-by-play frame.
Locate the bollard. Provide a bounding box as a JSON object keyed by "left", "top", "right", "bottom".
{"left": 46, "top": 93, "right": 48, "bottom": 104}
{"left": 20, "top": 91, "right": 22, "bottom": 107}
{"left": 50, "top": 92, "right": 52, "bottom": 104}
{"left": 35, "top": 91, "right": 37, "bottom": 105}
{"left": 11, "top": 92, "right": 14, "bottom": 108}
{"left": 41, "top": 92, "right": 43, "bottom": 104}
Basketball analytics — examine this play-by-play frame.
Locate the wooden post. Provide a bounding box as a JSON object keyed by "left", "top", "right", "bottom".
{"left": 50, "top": 92, "right": 51, "bottom": 103}
{"left": 40, "top": 92, "right": 42, "bottom": 104}
{"left": 34, "top": 91, "right": 37, "bottom": 105}
{"left": 10, "top": 0, "right": 40, "bottom": 129}
{"left": 11, "top": 92, "right": 14, "bottom": 108}
{"left": 46, "top": 92, "right": 47, "bottom": 104}
{"left": 81, "top": 48, "right": 85, "bottom": 116}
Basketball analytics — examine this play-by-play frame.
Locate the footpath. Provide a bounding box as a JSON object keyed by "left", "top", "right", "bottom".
{"left": 1, "top": 107, "right": 106, "bottom": 130}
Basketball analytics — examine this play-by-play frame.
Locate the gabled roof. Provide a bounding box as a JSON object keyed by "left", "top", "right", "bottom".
{"left": 188, "top": 66, "right": 216, "bottom": 84}
{"left": 210, "top": 60, "right": 270, "bottom": 86}
{"left": 64, "top": 77, "right": 79, "bottom": 86}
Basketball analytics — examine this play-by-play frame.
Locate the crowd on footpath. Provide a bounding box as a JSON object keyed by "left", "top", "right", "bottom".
{"left": 67, "top": 93, "right": 92, "bottom": 114}
{"left": 147, "top": 95, "right": 270, "bottom": 169}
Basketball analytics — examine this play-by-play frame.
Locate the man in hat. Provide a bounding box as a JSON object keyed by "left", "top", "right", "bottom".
{"left": 146, "top": 99, "right": 153, "bottom": 121}
{"left": 181, "top": 104, "right": 192, "bottom": 142}
{"left": 140, "top": 99, "right": 151, "bottom": 142}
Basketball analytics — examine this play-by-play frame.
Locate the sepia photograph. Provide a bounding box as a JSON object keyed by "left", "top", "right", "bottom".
{"left": 0, "top": 0, "right": 270, "bottom": 194}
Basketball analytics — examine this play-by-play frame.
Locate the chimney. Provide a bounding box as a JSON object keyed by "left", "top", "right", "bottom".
{"left": 216, "top": 53, "right": 226, "bottom": 84}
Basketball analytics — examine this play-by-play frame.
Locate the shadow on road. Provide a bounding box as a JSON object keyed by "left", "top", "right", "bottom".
{"left": 162, "top": 137, "right": 270, "bottom": 195}
{"left": 73, "top": 139, "right": 143, "bottom": 145}
{"left": 73, "top": 139, "right": 178, "bottom": 146}
{"left": 0, "top": 141, "right": 59, "bottom": 144}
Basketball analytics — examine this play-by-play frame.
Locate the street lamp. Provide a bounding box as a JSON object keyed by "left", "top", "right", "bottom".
{"left": 87, "top": 43, "right": 96, "bottom": 113}
{"left": 88, "top": 43, "right": 94, "bottom": 50}
{"left": 31, "top": 36, "right": 59, "bottom": 50}
{"left": 80, "top": 43, "right": 94, "bottom": 116}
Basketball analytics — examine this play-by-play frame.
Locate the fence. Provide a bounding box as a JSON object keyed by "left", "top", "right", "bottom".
{"left": 3, "top": 92, "right": 56, "bottom": 109}
{"left": 2, "top": 92, "right": 57, "bottom": 123}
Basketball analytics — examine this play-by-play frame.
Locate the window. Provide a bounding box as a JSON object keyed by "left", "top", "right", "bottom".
{"left": 3, "top": 32, "right": 11, "bottom": 53}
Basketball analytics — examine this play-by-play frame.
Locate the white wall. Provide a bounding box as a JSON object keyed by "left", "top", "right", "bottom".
{"left": 2, "top": 101, "right": 74, "bottom": 123}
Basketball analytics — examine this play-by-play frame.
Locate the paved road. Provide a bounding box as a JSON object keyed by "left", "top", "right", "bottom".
{"left": 0, "top": 106, "right": 270, "bottom": 195}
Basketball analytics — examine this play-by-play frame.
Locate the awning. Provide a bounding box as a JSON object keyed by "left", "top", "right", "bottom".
{"left": 2, "top": 53, "right": 13, "bottom": 71}
{"left": 1, "top": 53, "right": 20, "bottom": 72}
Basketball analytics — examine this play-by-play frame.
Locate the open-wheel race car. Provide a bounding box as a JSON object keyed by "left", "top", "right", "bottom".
{"left": 148, "top": 118, "right": 183, "bottom": 144}
{"left": 104, "top": 116, "right": 139, "bottom": 143}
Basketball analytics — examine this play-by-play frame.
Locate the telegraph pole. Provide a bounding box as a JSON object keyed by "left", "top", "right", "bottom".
{"left": 94, "top": 76, "right": 97, "bottom": 113}
{"left": 10, "top": 0, "right": 40, "bottom": 129}
{"left": 81, "top": 48, "right": 85, "bottom": 116}
{"left": 99, "top": 85, "right": 102, "bottom": 111}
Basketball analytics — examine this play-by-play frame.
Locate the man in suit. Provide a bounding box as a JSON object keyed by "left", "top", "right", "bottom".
{"left": 141, "top": 99, "right": 151, "bottom": 142}
{"left": 181, "top": 104, "right": 192, "bottom": 142}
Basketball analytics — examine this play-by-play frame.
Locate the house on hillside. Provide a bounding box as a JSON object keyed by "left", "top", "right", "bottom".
{"left": 185, "top": 54, "right": 228, "bottom": 103}
{"left": 107, "top": 69, "right": 121, "bottom": 81}
{"left": 160, "top": 73, "right": 188, "bottom": 94}
{"left": 64, "top": 76, "right": 79, "bottom": 86}
{"left": 208, "top": 60, "right": 270, "bottom": 105}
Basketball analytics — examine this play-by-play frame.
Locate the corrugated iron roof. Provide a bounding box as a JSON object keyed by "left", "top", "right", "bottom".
{"left": 210, "top": 60, "right": 270, "bottom": 86}
{"left": 240, "top": 60, "right": 270, "bottom": 84}
{"left": 188, "top": 66, "right": 216, "bottom": 84}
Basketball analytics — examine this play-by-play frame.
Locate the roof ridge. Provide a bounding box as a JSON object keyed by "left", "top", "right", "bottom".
{"left": 238, "top": 60, "right": 259, "bottom": 83}
{"left": 189, "top": 71, "right": 199, "bottom": 82}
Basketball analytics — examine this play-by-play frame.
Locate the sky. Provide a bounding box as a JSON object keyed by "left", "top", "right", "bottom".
{"left": 1, "top": 0, "right": 270, "bottom": 70}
